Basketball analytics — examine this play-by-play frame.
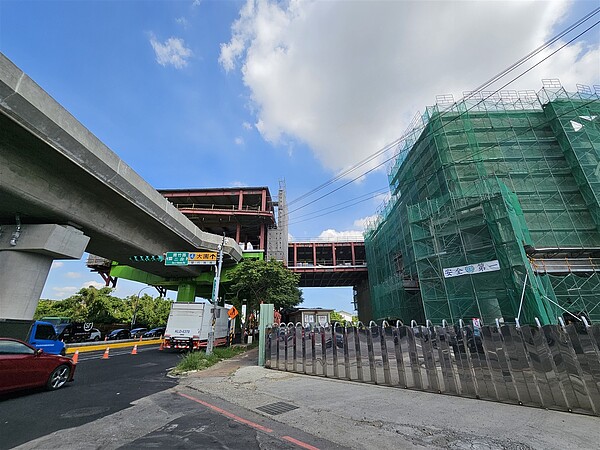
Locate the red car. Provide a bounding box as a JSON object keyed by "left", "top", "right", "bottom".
{"left": 0, "top": 338, "right": 76, "bottom": 394}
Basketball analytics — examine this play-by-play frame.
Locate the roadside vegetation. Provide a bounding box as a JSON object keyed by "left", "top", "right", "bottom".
{"left": 34, "top": 286, "right": 171, "bottom": 328}
{"left": 228, "top": 259, "right": 303, "bottom": 313}
{"left": 171, "top": 344, "right": 256, "bottom": 375}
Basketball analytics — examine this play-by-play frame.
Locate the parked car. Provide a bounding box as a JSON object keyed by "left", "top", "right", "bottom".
{"left": 107, "top": 329, "right": 131, "bottom": 340}
{"left": 88, "top": 328, "right": 102, "bottom": 341}
{"left": 0, "top": 338, "right": 76, "bottom": 394}
{"left": 130, "top": 328, "right": 148, "bottom": 339}
{"left": 143, "top": 327, "right": 166, "bottom": 338}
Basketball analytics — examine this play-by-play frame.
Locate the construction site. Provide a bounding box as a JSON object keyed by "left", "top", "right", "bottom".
{"left": 364, "top": 80, "right": 600, "bottom": 326}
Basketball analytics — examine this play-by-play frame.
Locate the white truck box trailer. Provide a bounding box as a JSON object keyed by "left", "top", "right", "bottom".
{"left": 164, "top": 302, "right": 229, "bottom": 350}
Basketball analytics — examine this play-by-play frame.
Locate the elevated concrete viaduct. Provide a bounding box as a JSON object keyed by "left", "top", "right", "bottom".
{"left": 0, "top": 52, "right": 242, "bottom": 319}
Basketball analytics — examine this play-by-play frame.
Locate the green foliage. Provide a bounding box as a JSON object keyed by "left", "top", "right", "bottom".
{"left": 329, "top": 311, "right": 359, "bottom": 325}
{"left": 171, "top": 346, "right": 250, "bottom": 375}
{"left": 127, "top": 293, "right": 172, "bottom": 328}
{"left": 229, "top": 259, "right": 303, "bottom": 313}
{"left": 329, "top": 311, "right": 345, "bottom": 324}
{"left": 36, "top": 286, "right": 172, "bottom": 327}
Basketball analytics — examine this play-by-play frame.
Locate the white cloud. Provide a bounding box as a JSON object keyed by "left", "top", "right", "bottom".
{"left": 243, "top": 121, "right": 253, "bottom": 130}
{"left": 230, "top": 181, "right": 248, "bottom": 187}
{"left": 353, "top": 215, "right": 378, "bottom": 230}
{"left": 318, "top": 229, "right": 363, "bottom": 241}
{"left": 235, "top": 136, "right": 244, "bottom": 145}
{"left": 52, "top": 286, "right": 77, "bottom": 297}
{"left": 150, "top": 34, "right": 192, "bottom": 69}
{"left": 192, "top": 0, "right": 202, "bottom": 7}
{"left": 65, "top": 272, "right": 81, "bottom": 279}
{"left": 48, "top": 280, "right": 107, "bottom": 299}
{"left": 80, "top": 280, "right": 106, "bottom": 290}
{"left": 50, "top": 261, "right": 64, "bottom": 270}
{"left": 220, "top": 0, "right": 599, "bottom": 175}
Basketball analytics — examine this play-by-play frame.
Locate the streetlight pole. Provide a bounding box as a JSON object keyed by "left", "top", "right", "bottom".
{"left": 131, "top": 286, "right": 153, "bottom": 328}
{"left": 207, "top": 234, "right": 226, "bottom": 355}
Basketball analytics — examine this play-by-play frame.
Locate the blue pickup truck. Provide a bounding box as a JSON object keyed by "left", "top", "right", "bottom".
{"left": 0, "top": 319, "right": 66, "bottom": 355}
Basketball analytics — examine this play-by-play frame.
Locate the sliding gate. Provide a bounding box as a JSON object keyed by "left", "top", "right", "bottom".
{"left": 265, "top": 321, "right": 600, "bottom": 416}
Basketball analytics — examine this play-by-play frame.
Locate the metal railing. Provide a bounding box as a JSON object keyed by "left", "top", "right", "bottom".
{"left": 265, "top": 319, "right": 600, "bottom": 416}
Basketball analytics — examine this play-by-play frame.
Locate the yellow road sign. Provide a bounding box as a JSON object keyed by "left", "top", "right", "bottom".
{"left": 188, "top": 252, "right": 217, "bottom": 265}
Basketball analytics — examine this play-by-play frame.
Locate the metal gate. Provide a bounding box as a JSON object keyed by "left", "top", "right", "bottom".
{"left": 265, "top": 320, "right": 600, "bottom": 416}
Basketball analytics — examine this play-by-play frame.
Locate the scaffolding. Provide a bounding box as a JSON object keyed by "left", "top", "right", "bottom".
{"left": 365, "top": 81, "right": 600, "bottom": 325}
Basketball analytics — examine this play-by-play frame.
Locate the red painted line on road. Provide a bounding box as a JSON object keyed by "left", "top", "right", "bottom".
{"left": 178, "top": 392, "right": 273, "bottom": 433}
{"left": 282, "top": 436, "right": 321, "bottom": 450}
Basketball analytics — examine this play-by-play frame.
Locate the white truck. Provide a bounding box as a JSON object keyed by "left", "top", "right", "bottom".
{"left": 163, "top": 302, "right": 230, "bottom": 350}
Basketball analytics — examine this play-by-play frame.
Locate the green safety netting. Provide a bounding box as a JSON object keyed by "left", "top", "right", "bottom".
{"left": 365, "top": 85, "right": 600, "bottom": 325}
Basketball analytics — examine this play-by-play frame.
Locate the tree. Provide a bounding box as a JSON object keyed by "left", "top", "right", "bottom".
{"left": 228, "top": 259, "right": 303, "bottom": 314}
{"left": 35, "top": 286, "right": 171, "bottom": 326}
{"left": 329, "top": 311, "right": 345, "bottom": 324}
{"left": 126, "top": 293, "right": 172, "bottom": 328}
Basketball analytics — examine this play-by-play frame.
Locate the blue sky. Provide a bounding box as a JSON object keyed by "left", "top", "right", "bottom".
{"left": 0, "top": 0, "right": 598, "bottom": 312}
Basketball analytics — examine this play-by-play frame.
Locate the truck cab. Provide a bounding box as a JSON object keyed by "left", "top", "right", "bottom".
{"left": 0, "top": 319, "right": 66, "bottom": 355}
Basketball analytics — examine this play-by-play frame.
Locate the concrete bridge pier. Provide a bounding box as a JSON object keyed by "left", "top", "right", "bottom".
{"left": 0, "top": 224, "right": 89, "bottom": 319}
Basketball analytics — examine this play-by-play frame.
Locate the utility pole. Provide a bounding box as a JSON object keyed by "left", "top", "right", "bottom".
{"left": 207, "top": 234, "right": 225, "bottom": 355}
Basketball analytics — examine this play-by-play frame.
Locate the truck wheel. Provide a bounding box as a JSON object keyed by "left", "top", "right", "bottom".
{"left": 47, "top": 365, "right": 71, "bottom": 390}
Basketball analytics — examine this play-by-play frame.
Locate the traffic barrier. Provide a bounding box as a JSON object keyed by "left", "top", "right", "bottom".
{"left": 72, "top": 350, "right": 79, "bottom": 364}
{"left": 102, "top": 347, "right": 110, "bottom": 359}
{"left": 131, "top": 345, "right": 138, "bottom": 355}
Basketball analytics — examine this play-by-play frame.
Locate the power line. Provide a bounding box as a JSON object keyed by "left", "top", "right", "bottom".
{"left": 291, "top": 95, "right": 599, "bottom": 228}
{"left": 288, "top": 188, "right": 389, "bottom": 226}
{"left": 463, "top": 7, "right": 600, "bottom": 100}
{"left": 290, "top": 187, "right": 388, "bottom": 221}
{"left": 285, "top": 8, "right": 600, "bottom": 216}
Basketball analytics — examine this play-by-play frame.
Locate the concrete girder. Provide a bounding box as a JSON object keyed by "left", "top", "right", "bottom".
{"left": 0, "top": 52, "right": 242, "bottom": 280}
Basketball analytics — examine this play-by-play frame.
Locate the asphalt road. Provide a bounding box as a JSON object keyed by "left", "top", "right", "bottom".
{"left": 2, "top": 346, "right": 344, "bottom": 450}
{"left": 0, "top": 345, "right": 180, "bottom": 449}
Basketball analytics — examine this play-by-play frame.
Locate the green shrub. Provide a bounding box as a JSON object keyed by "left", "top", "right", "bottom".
{"left": 171, "top": 345, "right": 250, "bottom": 375}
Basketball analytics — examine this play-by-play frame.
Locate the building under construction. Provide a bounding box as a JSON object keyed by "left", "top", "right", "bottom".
{"left": 364, "top": 80, "right": 600, "bottom": 326}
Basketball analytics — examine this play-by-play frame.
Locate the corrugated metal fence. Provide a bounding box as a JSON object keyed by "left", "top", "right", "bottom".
{"left": 265, "top": 320, "right": 600, "bottom": 416}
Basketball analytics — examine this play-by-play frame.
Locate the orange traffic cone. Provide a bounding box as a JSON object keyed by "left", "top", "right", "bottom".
{"left": 102, "top": 347, "right": 110, "bottom": 359}
{"left": 131, "top": 345, "right": 138, "bottom": 355}
{"left": 72, "top": 350, "right": 79, "bottom": 364}
{"left": 139, "top": 335, "right": 143, "bottom": 342}
{"left": 159, "top": 340, "right": 164, "bottom": 351}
